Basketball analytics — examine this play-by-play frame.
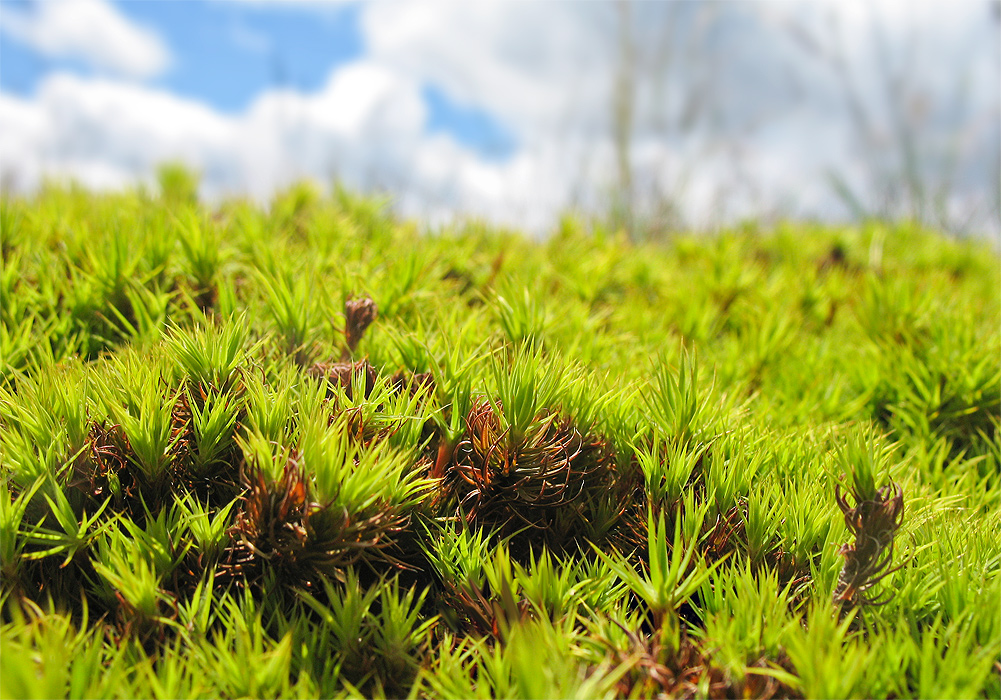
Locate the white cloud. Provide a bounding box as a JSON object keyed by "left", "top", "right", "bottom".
{"left": 0, "top": 0, "right": 170, "bottom": 79}
{"left": 0, "top": 64, "right": 454, "bottom": 203}
{"left": 0, "top": 93, "right": 49, "bottom": 190}
{"left": 354, "top": 0, "right": 998, "bottom": 231}
{"left": 361, "top": 2, "right": 611, "bottom": 139}
{"left": 0, "top": 73, "right": 234, "bottom": 193}
{"left": 0, "top": 55, "right": 597, "bottom": 231}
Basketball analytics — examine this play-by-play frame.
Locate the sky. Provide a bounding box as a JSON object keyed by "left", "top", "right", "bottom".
{"left": 0, "top": 0, "right": 998, "bottom": 235}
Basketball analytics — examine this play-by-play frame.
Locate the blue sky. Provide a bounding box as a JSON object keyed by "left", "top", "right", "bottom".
{"left": 120, "top": 1, "right": 364, "bottom": 111}
{"left": 2, "top": 1, "right": 362, "bottom": 105}
{"left": 0, "top": 0, "right": 997, "bottom": 233}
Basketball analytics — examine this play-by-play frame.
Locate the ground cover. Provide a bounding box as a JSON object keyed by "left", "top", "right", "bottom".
{"left": 1, "top": 180, "right": 999, "bottom": 698}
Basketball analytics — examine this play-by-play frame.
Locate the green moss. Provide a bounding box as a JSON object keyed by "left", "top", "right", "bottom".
{"left": 1, "top": 184, "right": 998, "bottom": 698}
